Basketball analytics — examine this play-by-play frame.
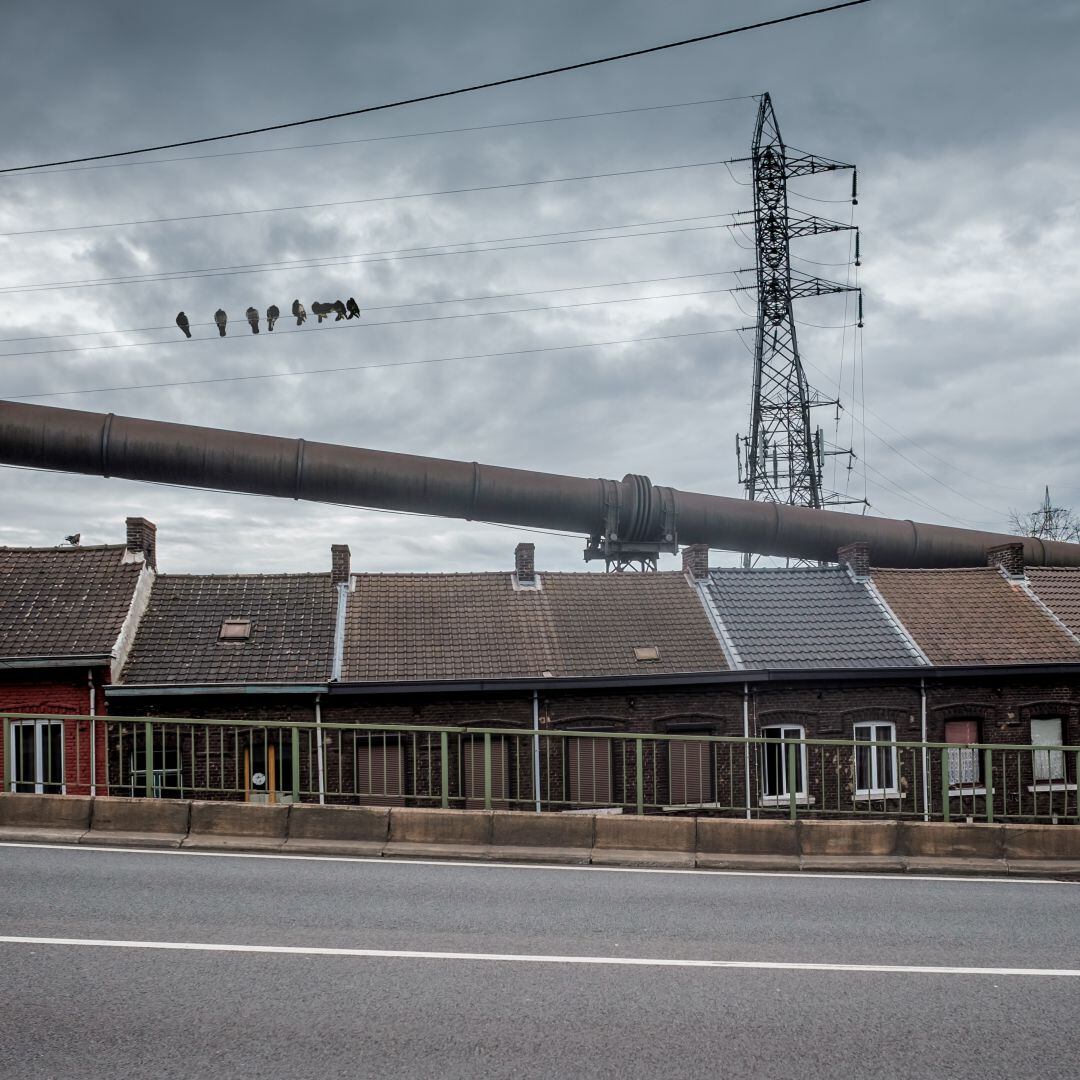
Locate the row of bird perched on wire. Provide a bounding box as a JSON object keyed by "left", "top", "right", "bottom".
{"left": 174, "top": 297, "right": 361, "bottom": 338}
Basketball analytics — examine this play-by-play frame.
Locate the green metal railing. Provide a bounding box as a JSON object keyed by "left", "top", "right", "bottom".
{"left": 2, "top": 711, "right": 1079, "bottom": 823}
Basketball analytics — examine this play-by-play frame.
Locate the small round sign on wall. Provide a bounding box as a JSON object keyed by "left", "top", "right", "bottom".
{"left": 251, "top": 772, "right": 266, "bottom": 788}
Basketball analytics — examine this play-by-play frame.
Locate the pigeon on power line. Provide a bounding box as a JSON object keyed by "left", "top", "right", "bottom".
{"left": 266, "top": 304, "right": 279, "bottom": 331}
{"left": 175, "top": 311, "right": 191, "bottom": 338}
{"left": 346, "top": 297, "right": 360, "bottom": 320}
{"left": 214, "top": 309, "right": 227, "bottom": 337}
{"left": 246, "top": 307, "right": 260, "bottom": 334}
{"left": 292, "top": 299, "right": 307, "bottom": 326}
{"left": 312, "top": 302, "right": 330, "bottom": 324}
{"left": 333, "top": 300, "right": 347, "bottom": 321}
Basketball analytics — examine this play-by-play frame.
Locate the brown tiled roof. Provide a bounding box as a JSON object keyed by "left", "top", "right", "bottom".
{"left": 1025, "top": 568, "right": 1080, "bottom": 640}
{"left": 341, "top": 571, "right": 727, "bottom": 682}
{"left": 870, "top": 567, "right": 1080, "bottom": 665}
{"left": 0, "top": 545, "right": 143, "bottom": 659}
{"left": 120, "top": 574, "right": 336, "bottom": 684}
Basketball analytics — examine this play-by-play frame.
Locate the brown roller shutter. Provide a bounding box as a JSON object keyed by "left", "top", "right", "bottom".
{"left": 669, "top": 739, "right": 712, "bottom": 806}
{"left": 356, "top": 740, "right": 405, "bottom": 806}
{"left": 567, "top": 737, "right": 613, "bottom": 806}
{"left": 463, "top": 737, "right": 510, "bottom": 809}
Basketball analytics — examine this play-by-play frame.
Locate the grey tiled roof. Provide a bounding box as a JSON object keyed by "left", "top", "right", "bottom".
{"left": 703, "top": 566, "right": 923, "bottom": 670}
{"left": 0, "top": 545, "right": 143, "bottom": 659}
{"left": 120, "top": 574, "right": 336, "bottom": 684}
{"left": 341, "top": 571, "right": 728, "bottom": 682}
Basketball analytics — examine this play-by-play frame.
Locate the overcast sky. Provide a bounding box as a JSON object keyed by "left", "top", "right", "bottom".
{"left": 1, "top": 0, "right": 1077, "bottom": 575}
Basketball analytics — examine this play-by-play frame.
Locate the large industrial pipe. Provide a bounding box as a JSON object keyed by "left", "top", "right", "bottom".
{"left": 2, "top": 399, "right": 1077, "bottom": 568}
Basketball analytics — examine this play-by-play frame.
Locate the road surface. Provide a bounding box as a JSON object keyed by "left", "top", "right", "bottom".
{"left": 1, "top": 842, "right": 1078, "bottom": 1079}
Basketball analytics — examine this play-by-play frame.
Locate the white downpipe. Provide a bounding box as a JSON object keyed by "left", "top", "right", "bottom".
{"left": 88, "top": 668, "right": 97, "bottom": 798}
{"left": 315, "top": 694, "right": 326, "bottom": 805}
{"left": 920, "top": 677, "right": 929, "bottom": 821}
{"left": 532, "top": 690, "right": 542, "bottom": 814}
{"left": 743, "top": 682, "right": 752, "bottom": 820}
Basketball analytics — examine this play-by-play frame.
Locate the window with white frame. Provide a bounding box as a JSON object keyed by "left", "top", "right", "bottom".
{"left": 853, "top": 722, "right": 898, "bottom": 796}
{"left": 760, "top": 725, "right": 806, "bottom": 801}
{"left": 1030, "top": 718, "right": 1065, "bottom": 782}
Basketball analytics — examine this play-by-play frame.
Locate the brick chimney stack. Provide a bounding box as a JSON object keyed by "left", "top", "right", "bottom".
{"left": 125, "top": 517, "right": 157, "bottom": 570}
{"left": 681, "top": 544, "right": 710, "bottom": 580}
{"left": 515, "top": 542, "right": 535, "bottom": 584}
{"left": 331, "top": 544, "right": 351, "bottom": 586}
{"left": 837, "top": 541, "right": 871, "bottom": 580}
{"left": 987, "top": 542, "right": 1025, "bottom": 578}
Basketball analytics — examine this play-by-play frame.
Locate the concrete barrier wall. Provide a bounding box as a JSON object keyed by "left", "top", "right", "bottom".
{"left": 1, "top": 793, "right": 1078, "bottom": 874}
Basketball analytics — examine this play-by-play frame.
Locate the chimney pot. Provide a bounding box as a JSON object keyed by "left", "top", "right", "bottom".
{"left": 681, "top": 544, "right": 710, "bottom": 580}
{"left": 837, "top": 541, "right": 871, "bottom": 579}
{"left": 987, "top": 542, "right": 1025, "bottom": 577}
{"left": 515, "top": 542, "right": 535, "bottom": 584}
{"left": 125, "top": 517, "right": 157, "bottom": 570}
{"left": 331, "top": 544, "right": 351, "bottom": 586}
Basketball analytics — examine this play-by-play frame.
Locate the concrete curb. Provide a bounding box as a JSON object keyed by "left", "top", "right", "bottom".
{"left": 2, "top": 795, "right": 1080, "bottom": 878}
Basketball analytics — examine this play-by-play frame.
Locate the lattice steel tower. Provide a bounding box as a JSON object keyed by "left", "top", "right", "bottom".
{"left": 735, "top": 93, "right": 863, "bottom": 563}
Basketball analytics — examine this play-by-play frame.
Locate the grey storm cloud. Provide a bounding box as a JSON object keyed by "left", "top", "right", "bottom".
{"left": 0, "top": 0, "right": 1078, "bottom": 573}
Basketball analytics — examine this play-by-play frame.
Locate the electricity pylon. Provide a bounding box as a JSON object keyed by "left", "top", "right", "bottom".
{"left": 734, "top": 93, "right": 865, "bottom": 564}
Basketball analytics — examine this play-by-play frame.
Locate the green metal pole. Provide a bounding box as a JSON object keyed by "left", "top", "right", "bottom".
{"left": 787, "top": 742, "right": 797, "bottom": 821}
{"left": 483, "top": 732, "right": 492, "bottom": 810}
{"left": 291, "top": 727, "right": 300, "bottom": 802}
{"left": 941, "top": 747, "right": 950, "bottom": 823}
{"left": 983, "top": 748, "right": 994, "bottom": 824}
{"left": 143, "top": 721, "right": 154, "bottom": 798}
{"left": 2, "top": 717, "right": 10, "bottom": 793}
{"left": 635, "top": 738, "right": 644, "bottom": 816}
{"left": 440, "top": 731, "right": 449, "bottom": 809}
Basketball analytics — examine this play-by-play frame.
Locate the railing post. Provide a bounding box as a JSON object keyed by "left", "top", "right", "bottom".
{"left": 983, "top": 748, "right": 994, "bottom": 824}
{"left": 940, "top": 747, "right": 950, "bottom": 823}
{"left": 787, "top": 741, "right": 797, "bottom": 821}
{"left": 143, "top": 721, "right": 154, "bottom": 798}
{"left": 440, "top": 731, "right": 449, "bottom": 809}
{"left": 635, "top": 738, "right": 644, "bottom": 816}
{"left": 1074, "top": 751, "right": 1080, "bottom": 824}
{"left": 2, "top": 716, "right": 10, "bottom": 793}
{"left": 483, "top": 732, "right": 492, "bottom": 810}
{"left": 291, "top": 727, "right": 301, "bottom": 802}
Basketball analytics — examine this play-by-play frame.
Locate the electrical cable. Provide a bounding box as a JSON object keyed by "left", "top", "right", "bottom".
{"left": 0, "top": 269, "right": 736, "bottom": 345}
{"left": 0, "top": 97, "right": 756, "bottom": 179}
{"left": 0, "top": 285, "right": 741, "bottom": 362}
{"left": 0, "top": 213, "right": 740, "bottom": 296}
{"left": 0, "top": 2, "right": 871, "bottom": 175}
{"left": 0, "top": 159, "right": 738, "bottom": 239}
{"left": 1, "top": 324, "right": 753, "bottom": 400}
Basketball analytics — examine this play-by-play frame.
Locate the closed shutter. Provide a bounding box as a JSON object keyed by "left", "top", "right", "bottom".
{"left": 669, "top": 740, "right": 712, "bottom": 805}
{"left": 567, "top": 737, "right": 613, "bottom": 805}
{"left": 356, "top": 740, "right": 406, "bottom": 806}
{"left": 463, "top": 737, "right": 510, "bottom": 808}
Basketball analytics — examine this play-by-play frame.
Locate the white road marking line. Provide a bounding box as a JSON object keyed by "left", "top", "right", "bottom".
{"left": 2, "top": 935, "right": 1077, "bottom": 977}
{"left": 0, "top": 840, "right": 1073, "bottom": 886}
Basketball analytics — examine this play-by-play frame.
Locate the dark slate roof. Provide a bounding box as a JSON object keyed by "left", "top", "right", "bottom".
{"left": 1025, "top": 568, "right": 1080, "bottom": 640}
{"left": 120, "top": 574, "right": 336, "bottom": 684}
{"left": 871, "top": 567, "right": 1080, "bottom": 666}
{"left": 703, "top": 566, "right": 924, "bottom": 670}
{"left": 341, "top": 571, "right": 728, "bottom": 682}
{"left": 0, "top": 545, "right": 143, "bottom": 659}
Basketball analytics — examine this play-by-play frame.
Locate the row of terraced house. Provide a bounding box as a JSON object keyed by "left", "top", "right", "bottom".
{"left": 3, "top": 517, "right": 1080, "bottom": 820}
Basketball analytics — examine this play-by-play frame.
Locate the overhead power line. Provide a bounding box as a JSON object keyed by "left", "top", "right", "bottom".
{"left": 0, "top": 215, "right": 741, "bottom": 297}
{"left": 0, "top": 2, "right": 871, "bottom": 175}
{"left": 0, "top": 269, "right": 735, "bottom": 344}
{"left": 0, "top": 285, "right": 739, "bottom": 362}
{"left": 2, "top": 325, "right": 753, "bottom": 400}
{"left": 0, "top": 159, "right": 737, "bottom": 238}
{"left": 0, "top": 96, "right": 755, "bottom": 179}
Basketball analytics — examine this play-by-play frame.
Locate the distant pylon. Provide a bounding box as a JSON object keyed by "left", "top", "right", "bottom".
{"left": 734, "top": 93, "right": 865, "bottom": 565}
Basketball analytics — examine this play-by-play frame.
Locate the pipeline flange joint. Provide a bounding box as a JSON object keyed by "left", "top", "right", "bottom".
{"left": 584, "top": 474, "right": 678, "bottom": 565}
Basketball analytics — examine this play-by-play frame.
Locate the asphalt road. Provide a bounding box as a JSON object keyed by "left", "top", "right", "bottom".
{"left": 1, "top": 843, "right": 1078, "bottom": 1080}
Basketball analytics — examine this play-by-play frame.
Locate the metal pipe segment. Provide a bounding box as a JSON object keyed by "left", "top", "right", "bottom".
{"left": 2, "top": 399, "right": 1077, "bottom": 568}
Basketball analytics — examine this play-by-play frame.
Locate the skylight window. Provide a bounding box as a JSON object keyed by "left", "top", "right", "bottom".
{"left": 633, "top": 646, "right": 660, "bottom": 662}
{"left": 219, "top": 618, "right": 251, "bottom": 641}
